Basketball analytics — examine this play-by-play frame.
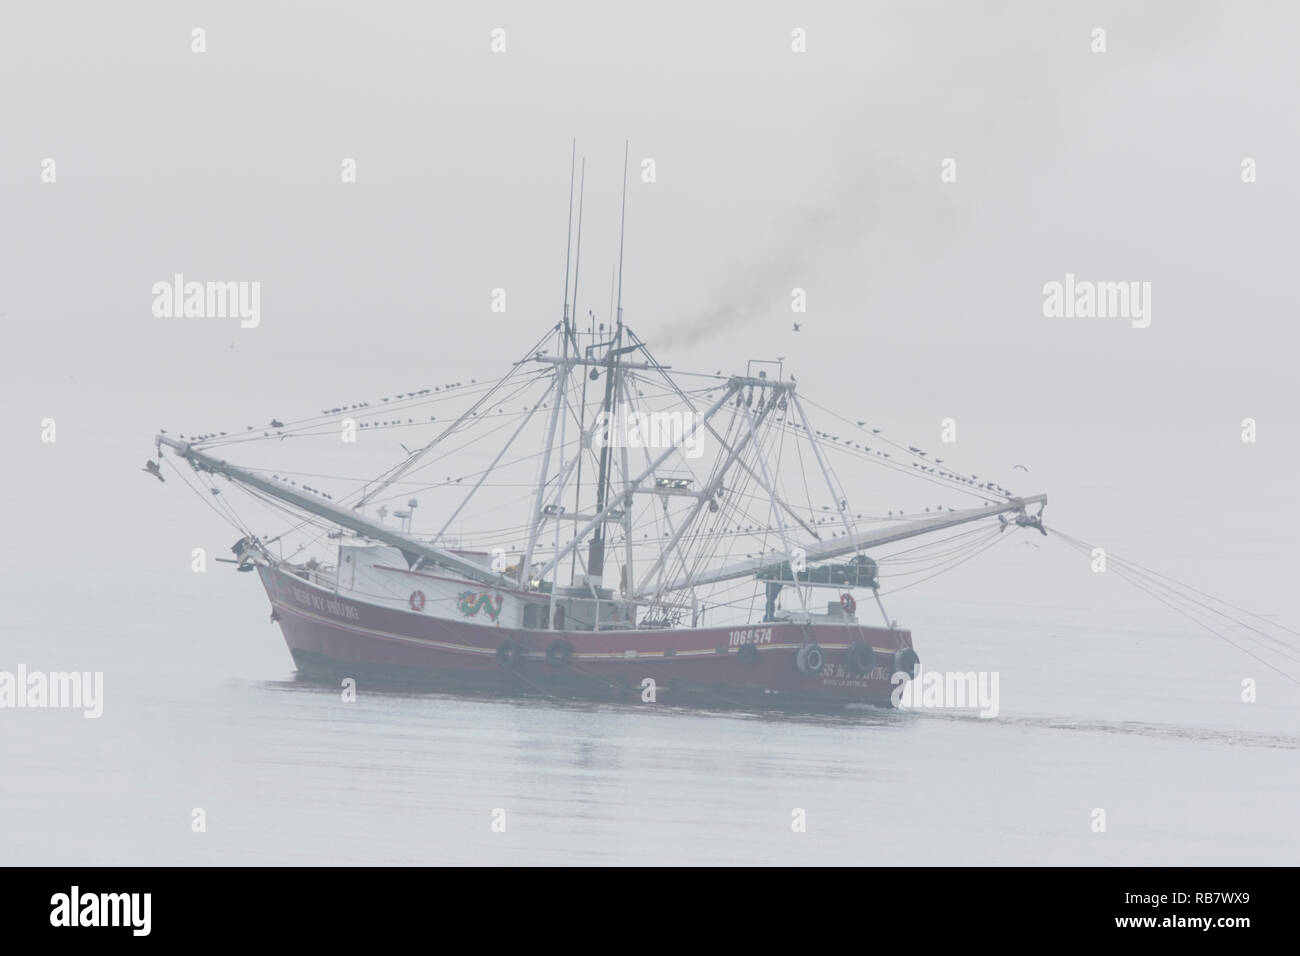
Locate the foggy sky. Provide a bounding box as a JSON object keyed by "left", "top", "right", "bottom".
{"left": 2, "top": 1, "right": 1298, "bottom": 636}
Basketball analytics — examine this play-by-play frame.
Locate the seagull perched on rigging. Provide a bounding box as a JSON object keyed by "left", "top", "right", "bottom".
{"left": 792, "top": 322, "right": 801, "bottom": 332}
{"left": 142, "top": 460, "right": 165, "bottom": 483}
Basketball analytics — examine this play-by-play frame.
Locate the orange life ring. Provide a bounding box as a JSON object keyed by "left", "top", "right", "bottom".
{"left": 840, "top": 592, "right": 857, "bottom": 615}
{"left": 409, "top": 590, "right": 426, "bottom": 612}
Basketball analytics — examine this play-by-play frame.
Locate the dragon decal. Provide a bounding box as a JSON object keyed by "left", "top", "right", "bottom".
{"left": 456, "top": 590, "right": 503, "bottom": 621}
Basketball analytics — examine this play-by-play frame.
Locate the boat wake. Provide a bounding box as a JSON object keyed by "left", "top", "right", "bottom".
{"left": 260, "top": 674, "right": 1294, "bottom": 749}
{"left": 901, "top": 707, "right": 1300, "bottom": 750}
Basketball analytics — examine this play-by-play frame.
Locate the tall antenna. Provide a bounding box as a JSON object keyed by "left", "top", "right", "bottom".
{"left": 566, "top": 158, "right": 588, "bottom": 585}
{"left": 560, "top": 140, "right": 578, "bottom": 338}
{"left": 571, "top": 158, "right": 586, "bottom": 341}
{"left": 615, "top": 140, "right": 629, "bottom": 331}
{"left": 608, "top": 265, "right": 615, "bottom": 332}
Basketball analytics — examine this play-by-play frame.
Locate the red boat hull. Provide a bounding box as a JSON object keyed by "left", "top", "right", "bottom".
{"left": 258, "top": 564, "right": 914, "bottom": 709}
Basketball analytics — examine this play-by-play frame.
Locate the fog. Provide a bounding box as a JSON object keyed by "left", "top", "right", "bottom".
{"left": 2, "top": 0, "right": 1297, "bottom": 669}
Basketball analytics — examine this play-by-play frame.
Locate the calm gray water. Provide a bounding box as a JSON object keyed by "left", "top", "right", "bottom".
{"left": 3, "top": 563, "right": 1297, "bottom": 866}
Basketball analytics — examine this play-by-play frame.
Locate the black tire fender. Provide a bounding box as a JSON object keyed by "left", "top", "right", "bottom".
{"left": 894, "top": 647, "right": 920, "bottom": 680}
{"left": 846, "top": 642, "right": 876, "bottom": 675}
{"left": 795, "top": 642, "right": 825, "bottom": 676}
{"left": 545, "top": 639, "right": 573, "bottom": 667}
{"left": 496, "top": 639, "right": 521, "bottom": 668}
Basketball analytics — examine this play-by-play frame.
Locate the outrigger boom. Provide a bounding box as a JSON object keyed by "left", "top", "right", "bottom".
{"left": 662, "top": 495, "right": 1047, "bottom": 594}
{"left": 154, "top": 434, "right": 511, "bottom": 589}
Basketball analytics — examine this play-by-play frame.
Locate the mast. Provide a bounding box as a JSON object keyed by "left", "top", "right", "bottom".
{"left": 547, "top": 157, "right": 583, "bottom": 596}
{"left": 569, "top": 310, "right": 592, "bottom": 586}
{"left": 561, "top": 140, "right": 576, "bottom": 335}
{"left": 584, "top": 327, "right": 621, "bottom": 584}
{"left": 584, "top": 142, "right": 630, "bottom": 586}
{"left": 519, "top": 362, "right": 568, "bottom": 586}
{"left": 520, "top": 155, "right": 586, "bottom": 587}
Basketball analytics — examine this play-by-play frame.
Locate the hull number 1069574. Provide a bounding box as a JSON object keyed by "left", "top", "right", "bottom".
{"left": 728, "top": 627, "right": 773, "bottom": 647}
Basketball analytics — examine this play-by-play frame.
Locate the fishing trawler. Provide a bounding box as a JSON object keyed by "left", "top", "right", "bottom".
{"left": 151, "top": 152, "right": 1046, "bottom": 710}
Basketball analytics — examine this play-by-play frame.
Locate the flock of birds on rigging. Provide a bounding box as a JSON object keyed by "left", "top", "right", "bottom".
{"left": 148, "top": 359, "right": 1034, "bottom": 532}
